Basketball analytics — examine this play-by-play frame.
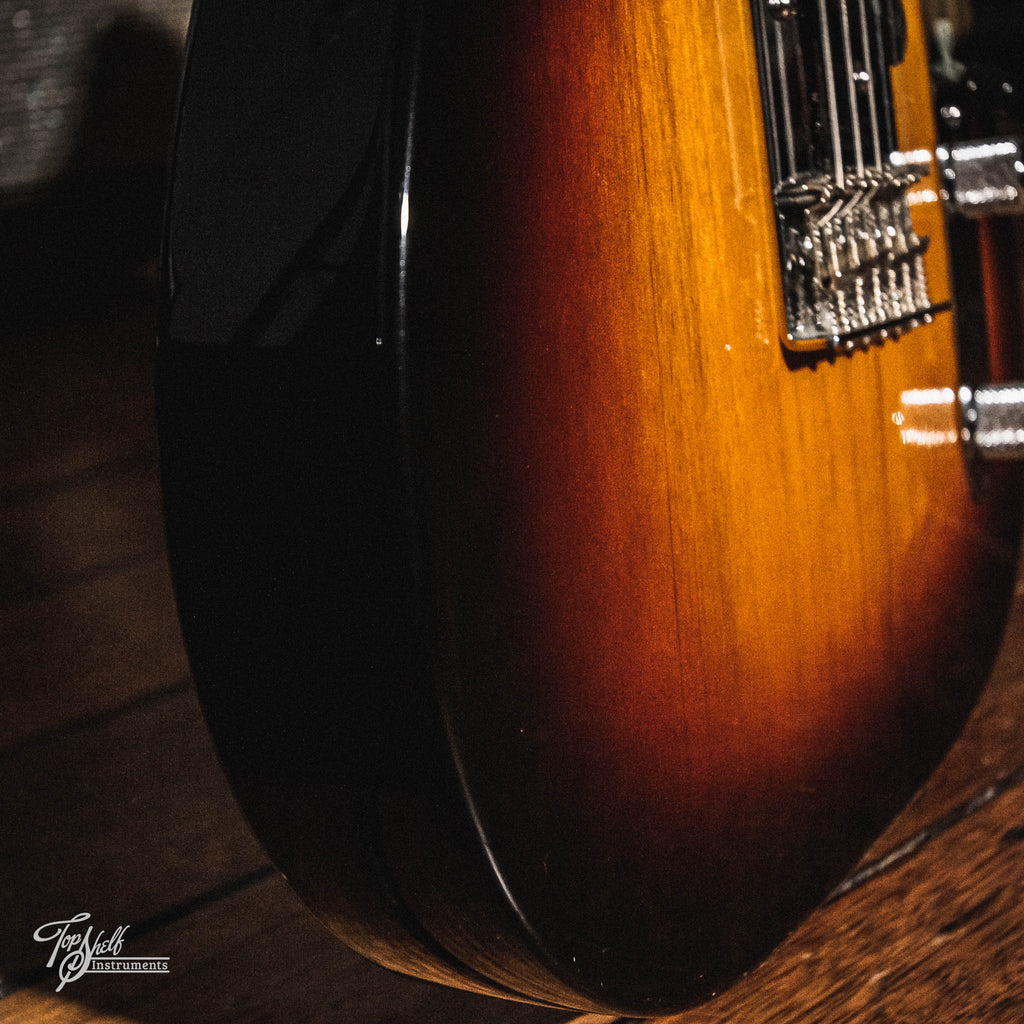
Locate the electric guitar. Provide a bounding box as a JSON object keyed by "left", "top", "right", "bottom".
{"left": 156, "top": 0, "right": 1023, "bottom": 1014}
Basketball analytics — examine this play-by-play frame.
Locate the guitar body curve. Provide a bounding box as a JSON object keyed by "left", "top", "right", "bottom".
{"left": 157, "top": 0, "right": 1022, "bottom": 1014}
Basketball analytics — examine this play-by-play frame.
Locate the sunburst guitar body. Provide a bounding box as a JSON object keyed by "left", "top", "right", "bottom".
{"left": 156, "top": 0, "right": 1022, "bottom": 1014}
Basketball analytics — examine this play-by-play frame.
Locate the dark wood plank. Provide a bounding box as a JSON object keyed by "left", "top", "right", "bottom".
{"left": 0, "top": 555, "right": 190, "bottom": 750}
{"left": 0, "top": 687, "right": 267, "bottom": 981}
{"left": 0, "top": 291, "right": 186, "bottom": 749}
{"left": 0, "top": 307, "right": 157, "bottom": 494}
{"left": 0, "top": 457, "right": 165, "bottom": 607}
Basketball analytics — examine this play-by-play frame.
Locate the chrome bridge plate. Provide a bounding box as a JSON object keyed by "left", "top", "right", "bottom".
{"left": 776, "top": 162, "right": 943, "bottom": 348}
{"left": 751, "top": 0, "right": 945, "bottom": 351}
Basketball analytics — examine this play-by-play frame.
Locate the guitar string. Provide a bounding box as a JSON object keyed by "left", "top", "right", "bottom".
{"left": 816, "top": 0, "right": 846, "bottom": 189}
{"left": 869, "top": 0, "right": 897, "bottom": 157}
{"left": 837, "top": 0, "right": 865, "bottom": 178}
{"left": 756, "top": 3, "right": 784, "bottom": 178}
{"left": 857, "top": 0, "right": 884, "bottom": 169}
{"left": 774, "top": 18, "right": 798, "bottom": 178}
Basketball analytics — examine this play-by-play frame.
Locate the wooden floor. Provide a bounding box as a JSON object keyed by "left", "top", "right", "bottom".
{"left": 3, "top": 282, "right": 1024, "bottom": 1023}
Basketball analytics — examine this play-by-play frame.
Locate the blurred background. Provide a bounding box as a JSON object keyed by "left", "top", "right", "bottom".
{"left": 0, "top": 1, "right": 190, "bottom": 325}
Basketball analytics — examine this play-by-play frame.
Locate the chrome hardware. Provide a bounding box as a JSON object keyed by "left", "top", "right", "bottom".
{"left": 751, "top": 0, "right": 943, "bottom": 350}
{"left": 937, "top": 138, "right": 1024, "bottom": 218}
{"left": 959, "top": 384, "right": 1024, "bottom": 459}
{"left": 773, "top": 162, "right": 942, "bottom": 348}
{"left": 896, "top": 384, "right": 1024, "bottom": 459}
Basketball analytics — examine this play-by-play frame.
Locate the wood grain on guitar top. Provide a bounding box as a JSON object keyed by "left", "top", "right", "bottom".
{"left": 391, "top": 0, "right": 1021, "bottom": 1009}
